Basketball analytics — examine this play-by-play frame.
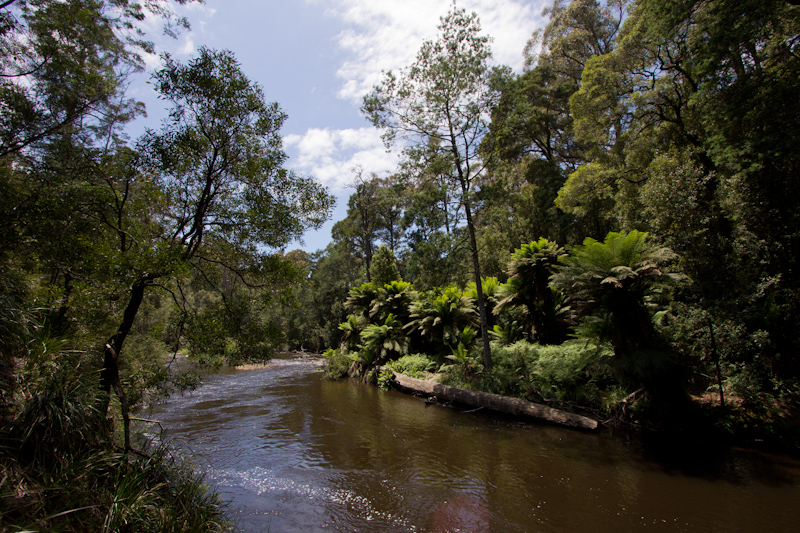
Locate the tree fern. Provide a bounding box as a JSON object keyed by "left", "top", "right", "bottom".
{"left": 552, "top": 230, "right": 687, "bottom": 397}
{"left": 495, "top": 238, "right": 569, "bottom": 344}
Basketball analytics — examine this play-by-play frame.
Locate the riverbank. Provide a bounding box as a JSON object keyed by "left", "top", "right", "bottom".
{"left": 324, "top": 349, "right": 800, "bottom": 457}
{"left": 145, "top": 352, "right": 800, "bottom": 532}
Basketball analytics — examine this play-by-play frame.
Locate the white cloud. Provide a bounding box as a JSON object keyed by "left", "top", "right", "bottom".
{"left": 284, "top": 128, "right": 401, "bottom": 192}
{"left": 311, "top": 0, "right": 549, "bottom": 102}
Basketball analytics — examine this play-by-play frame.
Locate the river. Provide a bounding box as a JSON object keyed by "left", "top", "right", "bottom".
{"left": 141, "top": 352, "right": 800, "bottom": 532}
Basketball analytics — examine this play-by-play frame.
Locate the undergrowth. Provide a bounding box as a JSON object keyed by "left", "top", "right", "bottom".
{"left": 0, "top": 337, "right": 231, "bottom": 532}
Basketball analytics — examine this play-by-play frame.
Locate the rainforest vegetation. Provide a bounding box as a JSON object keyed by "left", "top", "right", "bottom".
{"left": 1, "top": 0, "right": 799, "bottom": 530}
{"left": 314, "top": 0, "right": 800, "bottom": 447}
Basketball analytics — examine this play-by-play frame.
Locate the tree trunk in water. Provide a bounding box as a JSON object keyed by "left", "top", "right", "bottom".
{"left": 389, "top": 371, "right": 598, "bottom": 430}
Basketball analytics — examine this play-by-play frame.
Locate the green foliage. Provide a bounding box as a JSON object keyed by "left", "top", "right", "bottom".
{"left": 280, "top": 242, "right": 362, "bottom": 352}
{"left": 386, "top": 353, "right": 439, "bottom": 379}
{"left": 362, "top": 3, "right": 506, "bottom": 370}
{"left": 338, "top": 314, "right": 366, "bottom": 352}
{"left": 552, "top": 230, "right": 687, "bottom": 398}
{"left": 9, "top": 350, "right": 106, "bottom": 470}
{"left": 377, "top": 368, "right": 396, "bottom": 390}
{"left": 307, "top": 0, "right": 800, "bottom": 439}
{"left": 360, "top": 314, "right": 410, "bottom": 365}
{"left": 369, "top": 244, "right": 402, "bottom": 286}
{"left": 370, "top": 280, "right": 415, "bottom": 324}
{"left": 440, "top": 338, "right": 615, "bottom": 410}
{"left": 406, "top": 286, "right": 477, "bottom": 355}
{"left": 490, "top": 322, "right": 523, "bottom": 346}
{"left": 120, "top": 333, "right": 199, "bottom": 407}
{"left": 344, "top": 282, "right": 379, "bottom": 319}
{"left": 323, "top": 348, "right": 354, "bottom": 380}
{"left": 0, "top": 333, "right": 228, "bottom": 531}
{"left": 496, "top": 239, "right": 570, "bottom": 344}
{"left": 466, "top": 276, "right": 502, "bottom": 325}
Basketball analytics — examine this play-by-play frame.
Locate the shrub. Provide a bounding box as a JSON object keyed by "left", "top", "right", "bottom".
{"left": 386, "top": 353, "right": 438, "bottom": 379}
{"left": 322, "top": 348, "right": 353, "bottom": 380}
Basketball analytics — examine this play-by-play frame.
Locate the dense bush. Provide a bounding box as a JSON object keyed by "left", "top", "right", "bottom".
{"left": 322, "top": 348, "right": 354, "bottom": 380}
{"left": 0, "top": 340, "right": 229, "bottom": 532}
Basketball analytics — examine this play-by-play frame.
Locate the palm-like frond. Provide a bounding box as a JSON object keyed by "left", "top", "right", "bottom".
{"left": 494, "top": 238, "right": 568, "bottom": 344}
{"left": 369, "top": 280, "right": 414, "bottom": 322}
{"left": 344, "top": 282, "right": 378, "bottom": 317}
{"left": 406, "top": 286, "right": 477, "bottom": 351}
{"left": 360, "top": 313, "right": 409, "bottom": 364}
{"left": 553, "top": 230, "right": 683, "bottom": 306}
{"left": 552, "top": 230, "right": 687, "bottom": 364}
{"left": 338, "top": 314, "right": 366, "bottom": 351}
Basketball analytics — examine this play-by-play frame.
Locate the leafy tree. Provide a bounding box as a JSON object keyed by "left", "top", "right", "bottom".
{"left": 563, "top": 0, "right": 800, "bottom": 396}
{"left": 400, "top": 166, "right": 469, "bottom": 288}
{"left": 332, "top": 167, "right": 383, "bottom": 281}
{"left": 283, "top": 242, "right": 361, "bottom": 352}
{"left": 91, "top": 47, "right": 330, "bottom": 445}
{"left": 362, "top": 5, "right": 505, "bottom": 369}
{"left": 375, "top": 173, "right": 409, "bottom": 254}
{"left": 0, "top": 0, "right": 197, "bottom": 158}
{"left": 369, "top": 244, "right": 402, "bottom": 287}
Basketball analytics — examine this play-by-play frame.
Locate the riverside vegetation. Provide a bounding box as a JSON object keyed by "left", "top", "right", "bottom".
{"left": 2, "top": 0, "right": 800, "bottom": 530}
{"left": 315, "top": 0, "right": 800, "bottom": 449}
{"left": 0, "top": 0, "right": 331, "bottom": 530}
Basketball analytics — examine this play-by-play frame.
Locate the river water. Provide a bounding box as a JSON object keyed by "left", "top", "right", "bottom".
{"left": 142, "top": 352, "right": 800, "bottom": 532}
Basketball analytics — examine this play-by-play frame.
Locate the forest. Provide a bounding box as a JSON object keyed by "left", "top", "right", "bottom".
{"left": 1, "top": 0, "right": 799, "bottom": 530}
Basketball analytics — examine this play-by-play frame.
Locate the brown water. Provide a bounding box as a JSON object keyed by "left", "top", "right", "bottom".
{"left": 142, "top": 353, "right": 800, "bottom": 532}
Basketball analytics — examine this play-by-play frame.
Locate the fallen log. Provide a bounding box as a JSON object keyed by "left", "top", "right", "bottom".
{"left": 389, "top": 371, "right": 598, "bottom": 431}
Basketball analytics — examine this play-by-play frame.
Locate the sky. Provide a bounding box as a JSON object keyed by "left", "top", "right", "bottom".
{"left": 130, "top": 0, "right": 550, "bottom": 252}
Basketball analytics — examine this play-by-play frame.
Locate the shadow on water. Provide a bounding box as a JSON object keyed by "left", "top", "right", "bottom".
{"left": 142, "top": 353, "right": 800, "bottom": 532}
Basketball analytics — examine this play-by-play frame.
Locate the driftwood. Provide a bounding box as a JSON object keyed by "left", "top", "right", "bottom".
{"left": 389, "top": 371, "right": 598, "bottom": 431}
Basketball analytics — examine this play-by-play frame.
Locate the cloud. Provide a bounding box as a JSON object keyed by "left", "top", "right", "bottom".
{"left": 284, "top": 128, "right": 401, "bottom": 192}
{"left": 312, "top": 0, "right": 549, "bottom": 102}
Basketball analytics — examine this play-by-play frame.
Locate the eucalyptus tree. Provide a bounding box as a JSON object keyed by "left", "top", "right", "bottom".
{"left": 362, "top": 5, "right": 505, "bottom": 369}
{"left": 0, "top": 0, "right": 198, "bottom": 159}
{"left": 95, "top": 47, "right": 331, "bottom": 446}
{"left": 400, "top": 156, "right": 469, "bottom": 289}
{"left": 1, "top": 0, "right": 200, "bottom": 281}
{"left": 482, "top": 0, "right": 630, "bottom": 243}
{"left": 332, "top": 167, "right": 383, "bottom": 281}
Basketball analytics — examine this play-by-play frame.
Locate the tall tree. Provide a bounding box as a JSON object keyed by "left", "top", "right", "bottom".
{"left": 0, "top": 0, "right": 198, "bottom": 159}
{"left": 564, "top": 0, "right": 800, "bottom": 387}
{"left": 332, "top": 167, "right": 383, "bottom": 281}
{"left": 99, "top": 47, "right": 331, "bottom": 446}
{"left": 362, "top": 4, "right": 504, "bottom": 369}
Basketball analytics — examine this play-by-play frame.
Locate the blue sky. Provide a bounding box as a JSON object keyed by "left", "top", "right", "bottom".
{"left": 131, "top": 0, "right": 550, "bottom": 252}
